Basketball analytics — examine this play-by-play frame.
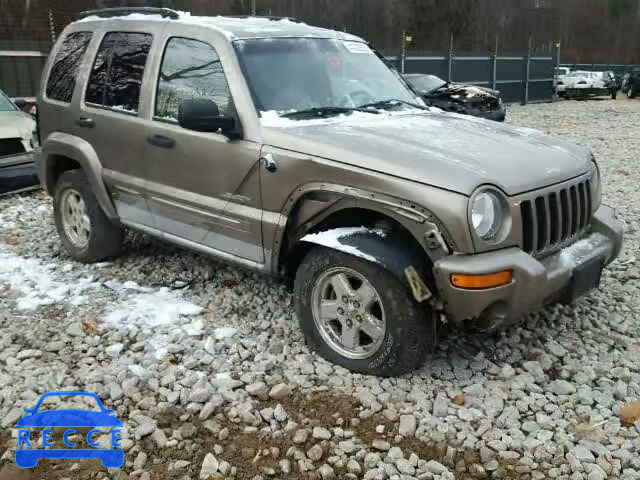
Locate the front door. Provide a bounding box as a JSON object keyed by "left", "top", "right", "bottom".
{"left": 143, "top": 36, "right": 264, "bottom": 263}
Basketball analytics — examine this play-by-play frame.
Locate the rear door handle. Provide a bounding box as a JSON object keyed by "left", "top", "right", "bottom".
{"left": 76, "top": 117, "right": 95, "bottom": 128}
{"left": 147, "top": 134, "right": 175, "bottom": 149}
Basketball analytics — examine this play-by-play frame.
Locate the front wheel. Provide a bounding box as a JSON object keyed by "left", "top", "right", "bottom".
{"left": 294, "top": 247, "right": 437, "bottom": 376}
{"left": 611, "top": 89, "right": 617, "bottom": 99}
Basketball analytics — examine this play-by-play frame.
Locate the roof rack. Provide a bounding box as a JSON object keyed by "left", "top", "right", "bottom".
{"left": 224, "top": 15, "right": 302, "bottom": 23}
{"left": 78, "top": 7, "right": 180, "bottom": 21}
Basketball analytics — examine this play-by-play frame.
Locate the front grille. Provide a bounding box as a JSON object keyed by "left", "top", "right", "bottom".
{"left": 0, "top": 138, "right": 26, "bottom": 157}
{"left": 520, "top": 179, "right": 592, "bottom": 255}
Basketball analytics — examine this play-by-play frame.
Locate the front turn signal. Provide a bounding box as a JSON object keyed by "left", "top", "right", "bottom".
{"left": 450, "top": 270, "right": 513, "bottom": 290}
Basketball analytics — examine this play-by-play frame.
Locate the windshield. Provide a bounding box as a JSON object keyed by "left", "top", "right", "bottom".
{"left": 0, "top": 90, "right": 17, "bottom": 112}
{"left": 405, "top": 75, "right": 447, "bottom": 94}
{"left": 234, "top": 38, "right": 417, "bottom": 116}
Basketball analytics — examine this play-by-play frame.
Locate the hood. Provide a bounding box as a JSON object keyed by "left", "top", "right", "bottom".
{"left": 0, "top": 110, "right": 35, "bottom": 140}
{"left": 445, "top": 83, "right": 500, "bottom": 99}
{"left": 260, "top": 111, "right": 590, "bottom": 196}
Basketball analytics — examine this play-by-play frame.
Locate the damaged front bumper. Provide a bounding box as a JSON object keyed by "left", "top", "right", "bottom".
{"left": 433, "top": 204, "right": 624, "bottom": 328}
{"left": 0, "top": 152, "right": 40, "bottom": 196}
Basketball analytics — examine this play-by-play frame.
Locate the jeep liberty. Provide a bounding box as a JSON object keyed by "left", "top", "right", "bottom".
{"left": 36, "top": 8, "right": 624, "bottom": 376}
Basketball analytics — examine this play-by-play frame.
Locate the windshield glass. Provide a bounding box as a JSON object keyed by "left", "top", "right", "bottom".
{"left": 234, "top": 38, "right": 417, "bottom": 115}
{"left": 0, "top": 90, "right": 17, "bottom": 112}
{"left": 405, "top": 75, "right": 447, "bottom": 94}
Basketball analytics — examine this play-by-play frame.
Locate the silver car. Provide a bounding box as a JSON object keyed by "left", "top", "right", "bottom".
{"left": 35, "top": 8, "right": 624, "bottom": 376}
{"left": 0, "top": 89, "right": 39, "bottom": 195}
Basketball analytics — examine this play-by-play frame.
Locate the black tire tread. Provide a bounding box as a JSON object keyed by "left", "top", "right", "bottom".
{"left": 294, "top": 247, "right": 436, "bottom": 376}
{"left": 53, "top": 169, "right": 122, "bottom": 263}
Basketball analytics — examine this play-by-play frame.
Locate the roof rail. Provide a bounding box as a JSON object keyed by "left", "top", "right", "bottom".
{"left": 224, "top": 15, "right": 302, "bottom": 23}
{"left": 78, "top": 7, "right": 180, "bottom": 21}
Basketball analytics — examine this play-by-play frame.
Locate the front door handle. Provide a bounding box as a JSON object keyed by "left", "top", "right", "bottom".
{"left": 76, "top": 117, "right": 95, "bottom": 128}
{"left": 262, "top": 153, "right": 277, "bottom": 172}
{"left": 147, "top": 134, "right": 175, "bottom": 149}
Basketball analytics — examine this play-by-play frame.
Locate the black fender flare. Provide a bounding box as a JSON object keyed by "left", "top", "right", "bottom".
{"left": 302, "top": 228, "right": 436, "bottom": 304}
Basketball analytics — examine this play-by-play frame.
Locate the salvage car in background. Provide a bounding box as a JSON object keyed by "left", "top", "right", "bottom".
{"left": 36, "top": 8, "right": 623, "bottom": 376}
{"left": 564, "top": 71, "right": 618, "bottom": 99}
{"left": 554, "top": 66, "right": 571, "bottom": 97}
{"left": 403, "top": 73, "right": 506, "bottom": 121}
{"left": 622, "top": 68, "right": 640, "bottom": 98}
{"left": 0, "top": 89, "right": 40, "bottom": 196}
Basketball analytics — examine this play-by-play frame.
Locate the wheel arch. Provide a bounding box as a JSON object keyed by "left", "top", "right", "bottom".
{"left": 275, "top": 185, "right": 450, "bottom": 302}
{"left": 40, "top": 133, "right": 118, "bottom": 220}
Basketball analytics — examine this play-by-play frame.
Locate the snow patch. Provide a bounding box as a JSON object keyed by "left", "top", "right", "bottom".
{"left": 259, "top": 108, "right": 431, "bottom": 128}
{"left": 103, "top": 287, "right": 203, "bottom": 330}
{"left": 0, "top": 251, "right": 99, "bottom": 310}
{"left": 559, "top": 233, "right": 609, "bottom": 268}
{"left": 301, "top": 227, "right": 387, "bottom": 262}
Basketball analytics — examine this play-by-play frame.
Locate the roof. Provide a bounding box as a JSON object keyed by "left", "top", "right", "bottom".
{"left": 76, "top": 11, "right": 364, "bottom": 42}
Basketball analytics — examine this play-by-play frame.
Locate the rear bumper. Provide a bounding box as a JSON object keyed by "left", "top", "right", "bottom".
{"left": 433, "top": 204, "right": 624, "bottom": 327}
{"left": 0, "top": 152, "right": 40, "bottom": 196}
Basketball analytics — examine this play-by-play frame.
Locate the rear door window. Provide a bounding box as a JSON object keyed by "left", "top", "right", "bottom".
{"left": 46, "top": 31, "right": 92, "bottom": 103}
{"left": 85, "top": 32, "right": 153, "bottom": 113}
{"left": 155, "top": 37, "right": 232, "bottom": 121}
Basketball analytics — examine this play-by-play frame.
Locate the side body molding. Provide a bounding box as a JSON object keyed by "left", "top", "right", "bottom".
{"left": 38, "top": 132, "right": 118, "bottom": 220}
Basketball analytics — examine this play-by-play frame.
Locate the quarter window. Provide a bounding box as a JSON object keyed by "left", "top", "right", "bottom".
{"left": 155, "top": 37, "right": 232, "bottom": 121}
{"left": 46, "top": 31, "right": 92, "bottom": 103}
{"left": 85, "top": 32, "right": 152, "bottom": 112}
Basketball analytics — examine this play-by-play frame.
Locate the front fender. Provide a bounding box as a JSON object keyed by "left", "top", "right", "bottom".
{"left": 39, "top": 133, "right": 118, "bottom": 220}
{"left": 301, "top": 227, "right": 436, "bottom": 303}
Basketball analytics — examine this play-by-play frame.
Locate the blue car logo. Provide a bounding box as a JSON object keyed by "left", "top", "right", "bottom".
{"left": 15, "top": 391, "right": 123, "bottom": 468}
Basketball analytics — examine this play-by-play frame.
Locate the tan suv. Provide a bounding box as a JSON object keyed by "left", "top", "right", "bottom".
{"left": 36, "top": 8, "right": 624, "bottom": 376}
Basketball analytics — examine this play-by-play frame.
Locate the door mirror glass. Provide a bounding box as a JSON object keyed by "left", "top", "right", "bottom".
{"left": 13, "top": 98, "right": 26, "bottom": 109}
{"left": 178, "top": 98, "right": 235, "bottom": 133}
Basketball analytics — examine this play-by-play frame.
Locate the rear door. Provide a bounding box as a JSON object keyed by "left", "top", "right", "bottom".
{"left": 74, "top": 29, "right": 156, "bottom": 227}
{"left": 141, "top": 32, "right": 264, "bottom": 264}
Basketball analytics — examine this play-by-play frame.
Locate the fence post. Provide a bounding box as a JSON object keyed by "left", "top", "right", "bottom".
{"left": 524, "top": 35, "right": 532, "bottom": 105}
{"left": 48, "top": 9, "right": 56, "bottom": 46}
{"left": 400, "top": 30, "right": 406, "bottom": 73}
{"left": 447, "top": 33, "right": 453, "bottom": 82}
{"left": 492, "top": 34, "right": 498, "bottom": 90}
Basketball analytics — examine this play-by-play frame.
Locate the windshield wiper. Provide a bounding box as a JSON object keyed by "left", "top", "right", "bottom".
{"left": 357, "top": 99, "right": 429, "bottom": 111}
{"left": 280, "top": 106, "right": 379, "bottom": 119}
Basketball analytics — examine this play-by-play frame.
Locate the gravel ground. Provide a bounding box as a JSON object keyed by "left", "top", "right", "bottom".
{"left": 1, "top": 98, "right": 639, "bottom": 480}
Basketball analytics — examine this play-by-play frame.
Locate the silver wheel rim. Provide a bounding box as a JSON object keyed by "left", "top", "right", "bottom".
{"left": 311, "top": 267, "right": 386, "bottom": 360}
{"left": 60, "top": 188, "right": 91, "bottom": 249}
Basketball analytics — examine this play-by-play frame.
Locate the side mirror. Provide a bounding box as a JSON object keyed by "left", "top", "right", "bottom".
{"left": 178, "top": 98, "right": 235, "bottom": 134}
{"left": 14, "top": 98, "right": 26, "bottom": 109}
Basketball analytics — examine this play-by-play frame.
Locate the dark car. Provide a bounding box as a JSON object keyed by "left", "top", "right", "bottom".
{"left": 622, "top": 68, "right": 640, "bottom": 98}
{"left": 403, "top": 73, "right": 506, "bottom": 122}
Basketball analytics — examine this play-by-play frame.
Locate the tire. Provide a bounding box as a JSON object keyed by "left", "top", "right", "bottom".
{"left": 294, "top": 247, "right": 437, "bottom": 376}
{"left": 53, "top": 169, "right": 122, "bottom": 262}
{"left": 611, "top": 89, "right": 617, "bottom": 100}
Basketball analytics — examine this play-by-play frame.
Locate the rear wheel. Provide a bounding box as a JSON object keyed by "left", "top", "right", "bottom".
{"left": 54, "top": 169, "right": 122, "bottom": 262}
{"left": 294, "top": 247, "right": 437, "bottom": 376}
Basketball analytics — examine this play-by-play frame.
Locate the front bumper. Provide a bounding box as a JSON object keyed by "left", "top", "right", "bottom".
{"left": 0, "top": 152, "right": 40, "bottom": 196}
{"left": 475, "top": 108, "right": 506, "bottom": 122}
{"left": 433, "top": 204, "right": 624, "bottom": 327}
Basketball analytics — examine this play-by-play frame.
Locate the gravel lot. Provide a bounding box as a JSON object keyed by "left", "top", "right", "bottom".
{"left": 1, "top": 99, "right": 639, "bottom": 480}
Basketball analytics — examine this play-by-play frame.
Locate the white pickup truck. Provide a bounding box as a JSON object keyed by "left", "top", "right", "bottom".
{"left": 564, "top": 71, "right": 617, "bottom": 99}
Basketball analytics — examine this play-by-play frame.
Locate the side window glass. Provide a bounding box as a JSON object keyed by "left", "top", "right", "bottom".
{"left": 46, "top": 31, "right": 92, "bottom": 103}
{"left": 155, "top": 37, "right": 232, "bottom": 121}
{"left": 86, "top": 32, "right": 152, "bottom": 113}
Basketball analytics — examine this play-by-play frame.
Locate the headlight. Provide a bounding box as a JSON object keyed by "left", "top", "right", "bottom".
{"left": 471, "top": 190, "right": 503, "bottom": 240}
{"left": 30, "top": 131, "right": 39, "bottom": 149}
